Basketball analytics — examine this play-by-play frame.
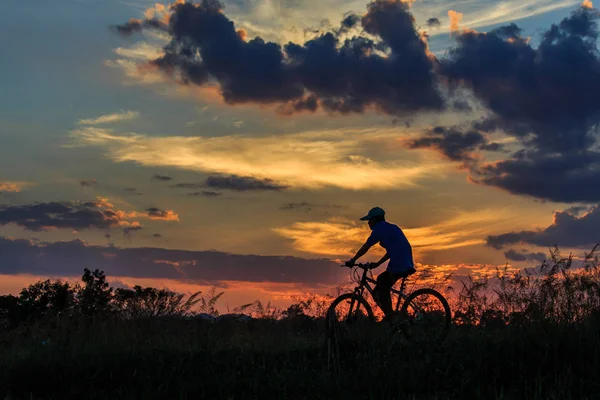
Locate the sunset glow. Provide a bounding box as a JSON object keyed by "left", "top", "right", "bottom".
{"left": 2, "top": 0, "right": 599, "bottom": 312}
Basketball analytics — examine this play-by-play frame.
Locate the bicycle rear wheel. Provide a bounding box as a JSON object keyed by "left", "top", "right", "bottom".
{"left": 400, "top": 288, "right": 451, "bottom": 344}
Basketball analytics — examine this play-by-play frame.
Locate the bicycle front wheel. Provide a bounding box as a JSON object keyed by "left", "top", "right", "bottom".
{"left": 326, "top": 293, "right": 374, "bottom": 333}
{"left": 325, "top": 293, "right": 374, "bottom": 371}
{"left": 400, "top": 288, "right": 451, "bottom": 344}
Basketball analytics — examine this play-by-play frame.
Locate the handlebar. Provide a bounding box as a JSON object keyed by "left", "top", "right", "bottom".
{"left": 340, "top": 262, "right": 373, "bottom": 269}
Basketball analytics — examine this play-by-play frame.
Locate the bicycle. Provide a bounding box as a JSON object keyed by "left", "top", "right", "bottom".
{"left": 326, "top": 262, "right": 451, "bottom": 344}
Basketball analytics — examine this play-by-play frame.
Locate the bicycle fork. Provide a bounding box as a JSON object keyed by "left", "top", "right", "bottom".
{"left": 349, "top": 286, "right": 365, "bottom": 318}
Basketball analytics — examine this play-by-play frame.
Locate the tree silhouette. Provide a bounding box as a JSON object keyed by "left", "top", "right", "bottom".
{"left": 77, "top": 268, "right": 113, "bottom": 317}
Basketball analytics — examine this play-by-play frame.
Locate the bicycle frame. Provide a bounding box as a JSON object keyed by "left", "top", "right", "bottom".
{"left": 350, "top": 266, "right": 410, "bottom": 312}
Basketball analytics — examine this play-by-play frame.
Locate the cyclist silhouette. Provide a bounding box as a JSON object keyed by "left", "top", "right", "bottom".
{"left": 344, "top": 206, "right": 416, "bottom": 321}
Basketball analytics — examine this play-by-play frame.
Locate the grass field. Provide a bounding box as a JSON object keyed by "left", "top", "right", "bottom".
{"left": 2, "top": 246, "right": 600, "bottom": 399}
{"left": 2, "top": 314, "right": 600, "bottom": 399}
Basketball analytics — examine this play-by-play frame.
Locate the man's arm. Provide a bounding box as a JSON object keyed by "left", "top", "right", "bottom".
{"left": 372, "top": 253, "right": 390, "bottom": 268}
{"left": 347, "top": 242, "right": 372, "bottom": 265}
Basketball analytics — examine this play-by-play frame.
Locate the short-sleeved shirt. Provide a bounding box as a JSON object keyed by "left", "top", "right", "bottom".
{"left": 365, "top": 221, "right": 414, "bottom": 274}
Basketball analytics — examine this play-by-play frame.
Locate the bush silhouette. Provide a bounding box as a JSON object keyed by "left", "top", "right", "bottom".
{"left": 2, "top": 245, "right": 600, "bottom": 399}
{"left": 113, "top": 285, "right": 202, "bottom": 318}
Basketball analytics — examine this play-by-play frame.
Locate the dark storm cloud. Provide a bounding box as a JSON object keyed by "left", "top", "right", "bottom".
{"left": 205, "top": 175, "right": 287, "bottom": 191}
{"left": 444, "top": 7, "right": 600, "bottom": 202}
{"left": 471, "top": 150, "right": 600, "bottom": 203}
{"left": 117, "top": 0, "right": 444, "bottom": 116}
{"left": 152, "top": 174, "right": 173, "bottom": 181}
{"left": 504, "top": 249, "right": 546, "bottom": 263}
{"left": 113, "top": 18, "right": 168, "bottom": 37}
{"left": 407, "top": 126, "right": 502, "bottom": 163}
{"left": 442, "top": 9, "right": 600, "bottom": 153}
{"left": 115, "top": 3, "right": 600, "bottom": 203}
{"left": 0, "top": 201, "right": 124, "bottom": 232}
{"left": 113, "top": 18, "right": 143, "bottom": 36}
{"left": 487, "top": 205, "right": 600, "bottom": 249}
{"left": 337, "top": 13, "right": 361, "bottom": 35}
{"left": 0, "top": 237, "right": 343, "bottom": 285}
{"left": 426, "top": 17, "right": 441, "bottom": 28}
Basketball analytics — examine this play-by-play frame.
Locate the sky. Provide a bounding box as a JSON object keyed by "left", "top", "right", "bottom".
{"left": 2, "top": 0, "right": 600, "bottom": 311}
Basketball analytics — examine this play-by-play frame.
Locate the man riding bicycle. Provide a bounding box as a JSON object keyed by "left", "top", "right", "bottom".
{"left": 344, "top": 206, "right": 416, "bottom": 321}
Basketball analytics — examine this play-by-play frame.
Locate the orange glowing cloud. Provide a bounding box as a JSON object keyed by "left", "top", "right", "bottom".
{"left": 0, "top": 182, "right": 22, "bottom": 193}
{"left": 114, "top": 208, "right": 180, "bottom": 222}
{"left": 448, "top": 10, "right": 463, "bottom": 32}
{"left": 274, "top": 209, "right": 517, "bottom": 258}
{"left": 582, "top": 0, "right": 593, "bottom": 8}
{"left": 78, "top": 111, "right": 139, "bottom": 125}
{"left": 70, "top": 126, "right": 449, "bottom": 191}
{"left": 448, "top": 9, "right": 477, "bottom": 35}
{"left": 147, "top": 209, "right": 180, "bottom": 221}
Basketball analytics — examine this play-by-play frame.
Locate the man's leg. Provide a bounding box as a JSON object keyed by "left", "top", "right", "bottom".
{"left": 373, "top": 271, "right": 399, "bottom": 317}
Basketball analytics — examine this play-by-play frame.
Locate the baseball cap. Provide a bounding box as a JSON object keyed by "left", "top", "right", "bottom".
{"left": 360, "top": 206, "right": 385, "bottom": 221}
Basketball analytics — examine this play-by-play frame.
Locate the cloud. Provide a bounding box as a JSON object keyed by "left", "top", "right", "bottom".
{"left": 487, "top": 205, "right": 600, "bottom": 249}
{"left": 280, "top": 202, "right": 313, "bottom": 211}
{"left": 0, "top": 237, "right": 343, "bottom": 285}
{"left": 172, "top": 175, "right": 286, "bottom": 191}
{"left": 471, "top": 150, "right": 600, "bottom": 203}
{"left": 443, "top": 8, "right": 600, "bottom": 154}
{"left": 114, "top": 0, "right": 444, "bottom": 116}
{"left": 426, "top": 17, "right": 441, "bottom": 28}
{"left": 171, "top": 176, "right": 287, "bottom": 191}
{"left": 205, "top": 174, "right": 287, "bottom": 191}
{"left": 438, "top": 6, "right": 600, "bottom": 202}
{"left": 123, "top": 222, "right": 143, "bottom": 237}
{"left": 151, "top": 174, "right": 173, "bottom": 181}
{"left": 274, "top": 209, "right": 510, "bottom": 257}
{"left": 80, "top": 179, "right": 98, "bottom": 187}
{"left": 279, "top": 202, "right": 342, "bottom": 211}
{"left": 0, "top": 182, "right": 22, "bottom": 193}
{"left": 0, "top": 199, "right": 135, "bottom": 232}
{"left": 70, "top": 126, "right": 447, "bottom": 190}
{"left": 448, "top": 10, "right": 463, "bottom": 33}
{"left": 429, "top": 1, "right": 581, "bottom": 37}
{"left": 107, "top": 2, "right": 600, "bottom": 204}
{"left": 145, "top": 207, "right": 180, "bottom": 221}
{"left": 407, "top": 126, "right": 503, "bottom": 164}
{"left": 188, "top": 191, "right": 221, "bottom": 197}
{"left": 0, "top": 198, "right": 178, "bottom": 233}
{"left": 78, "top": 111, "right": 139, "bottom": 125}
{"left": 504, "top": 249, "right": 546, "bottom": 263}
{"left": 113, "top": 18, "right": 144, "bottom": 36}
{"left": 583, "top": 0, "right": 594, "bottom": 9}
